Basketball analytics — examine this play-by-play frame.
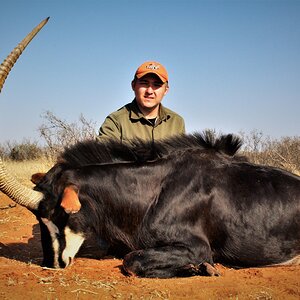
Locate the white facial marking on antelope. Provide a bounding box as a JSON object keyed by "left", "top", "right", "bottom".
{"left": 62, "top": 226, "right": 85, "bottom": 267}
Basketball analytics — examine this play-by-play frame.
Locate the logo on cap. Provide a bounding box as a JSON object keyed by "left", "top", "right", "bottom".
{"left": 146, "top": 63, "right": 160, "bottom": 70}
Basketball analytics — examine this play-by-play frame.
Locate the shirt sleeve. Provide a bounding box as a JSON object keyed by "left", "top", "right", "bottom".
{"left": 180, "top": 118, "right": 186, "bottom": 134}
{"left": 175, "top": 116, "right": 185, "bottom": 135}
{"left": 97, "top": 115, "right": 121, "bottom": 141}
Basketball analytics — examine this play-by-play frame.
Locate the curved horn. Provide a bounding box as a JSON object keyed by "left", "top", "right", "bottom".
{"left": 0, "top": 18, "right": 49, "bottom": 209}
{"left": 0, "top": 17, "right": 49, "bottom": 93}
{"left": 0, "top": 158, "right": 43, "bottom": 210}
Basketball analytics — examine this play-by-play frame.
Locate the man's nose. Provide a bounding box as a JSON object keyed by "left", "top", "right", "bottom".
{"left": 146, "top": 85, "right": 154, "bottom": 93}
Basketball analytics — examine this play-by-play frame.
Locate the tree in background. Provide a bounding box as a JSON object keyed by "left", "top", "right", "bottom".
{"left": 39, "top": 111, "right": 97, "bottom": 160}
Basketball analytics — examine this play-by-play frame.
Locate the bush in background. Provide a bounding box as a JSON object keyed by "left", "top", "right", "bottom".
{"left": 9, "top": 141, "right": 42, "bottom": 161}
{"left": 0, "top": 139, "right": 43, "bottom": 161}
{"left": 240, "top": 130, "right": 300, "bottom": 175}
{"left": 39, "top": 111, "right": 97, "bottom": 160}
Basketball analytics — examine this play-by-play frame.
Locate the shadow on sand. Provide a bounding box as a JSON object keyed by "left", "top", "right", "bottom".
{"left": 0, "top": 223, "right": 108, "bottom": 266}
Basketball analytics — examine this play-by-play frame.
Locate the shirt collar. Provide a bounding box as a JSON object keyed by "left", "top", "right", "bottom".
{"left": 129, "top": 99, "right": 169, "bottom": 122}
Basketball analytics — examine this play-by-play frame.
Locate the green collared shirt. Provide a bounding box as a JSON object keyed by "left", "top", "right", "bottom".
{"left": 98, "top": 100, "right": 185, "bottom": 143}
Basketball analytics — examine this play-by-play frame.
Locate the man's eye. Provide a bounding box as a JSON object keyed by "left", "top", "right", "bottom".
{"left": 139, "top": 81, "right": 148, "bottom": 85}
{"left": 154, "top": 83, "right": 163, "bottom": 88}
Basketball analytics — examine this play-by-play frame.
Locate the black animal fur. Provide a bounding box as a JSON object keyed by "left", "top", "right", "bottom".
{"left": 34, "top": 132, "right": 300, "bottom": 277}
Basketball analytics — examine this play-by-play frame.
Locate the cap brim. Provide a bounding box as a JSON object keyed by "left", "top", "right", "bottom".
{"left": 136, "top": 71, "right": 167, "bottom": 83}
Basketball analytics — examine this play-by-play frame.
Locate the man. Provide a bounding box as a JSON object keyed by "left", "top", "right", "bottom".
{"left": 60, "top": 61, "right": 185, "bottom": 213}
{"left": 98, "top": 61, "right": 185, "bottom": 142}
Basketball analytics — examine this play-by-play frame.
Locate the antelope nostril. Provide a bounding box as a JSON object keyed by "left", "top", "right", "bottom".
{"left": 62, "top": 256, "right": 73, "bottom": 268}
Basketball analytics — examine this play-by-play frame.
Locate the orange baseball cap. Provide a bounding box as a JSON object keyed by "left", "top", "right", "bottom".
{"left": 134, "top": 61, "right": 168, "bottom": 83}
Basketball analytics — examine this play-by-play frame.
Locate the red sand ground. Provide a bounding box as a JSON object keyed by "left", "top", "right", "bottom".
{"left": 0, "top": 193, "right": 299, "bottom": 299}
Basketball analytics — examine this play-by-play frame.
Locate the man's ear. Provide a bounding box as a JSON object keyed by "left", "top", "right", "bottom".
{"left": 164, "top": 84, "right": 169, "bottom": 96}
{"left": 131, "top": 79, "right": 136, "bottom": 90}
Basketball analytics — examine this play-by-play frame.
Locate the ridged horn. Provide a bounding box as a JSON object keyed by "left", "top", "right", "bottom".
{"left": 0, "top": 18, "right": 49, "bottom": 209}
{"left": 0, "top": 157, "right": 43, "bottom": 210}
{"left": 0, "top": 17, "right": 49, "bottom": 93}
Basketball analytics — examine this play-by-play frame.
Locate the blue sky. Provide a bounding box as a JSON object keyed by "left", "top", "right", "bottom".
{"left": 0, "top": 0, "right": 299, "bottom": 143}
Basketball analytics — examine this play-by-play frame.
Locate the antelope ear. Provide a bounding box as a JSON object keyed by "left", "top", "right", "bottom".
{"left": 31, "top": 172, "right": 46, "bottom": 184}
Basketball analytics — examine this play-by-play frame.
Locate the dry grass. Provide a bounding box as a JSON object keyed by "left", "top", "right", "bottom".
{"left": 2, "top": 154, "right": 300, "bottom": 191}
{"left": 4, "top": 158, "right": 53, "bottom": 188}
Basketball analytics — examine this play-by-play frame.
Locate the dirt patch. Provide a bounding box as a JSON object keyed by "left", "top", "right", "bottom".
{"left": 0, "top": 193, "right": 299, "bottom": 299}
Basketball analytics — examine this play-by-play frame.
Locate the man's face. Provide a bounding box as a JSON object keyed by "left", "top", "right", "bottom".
{"left": 132, "top": 74, "right": 169, "bottom": 111}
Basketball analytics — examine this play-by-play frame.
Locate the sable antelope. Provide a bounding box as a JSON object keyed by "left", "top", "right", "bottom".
{"left": 0, "top": 18, "right": 299, "bottom": 278}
